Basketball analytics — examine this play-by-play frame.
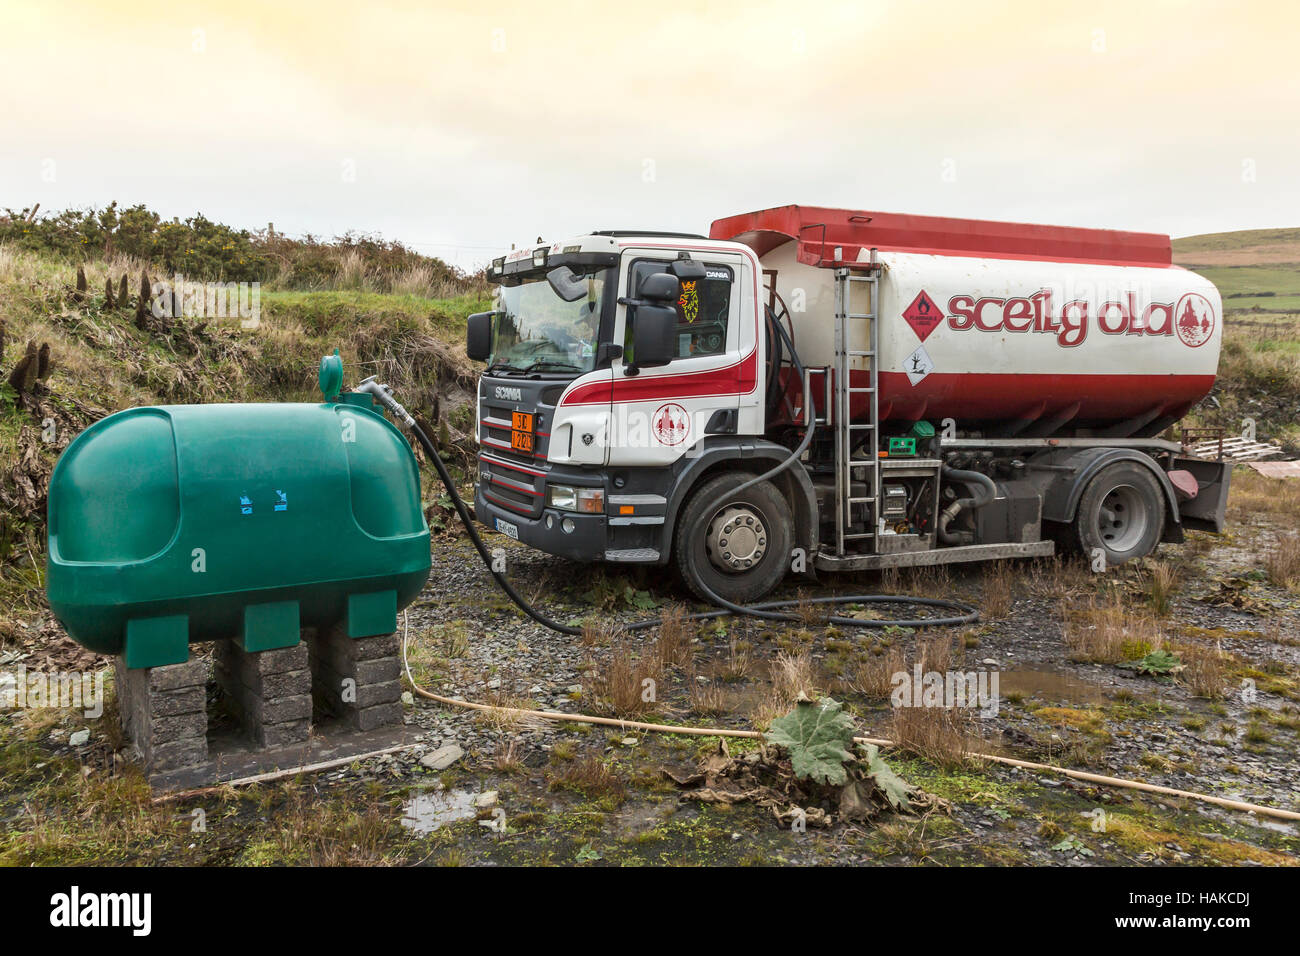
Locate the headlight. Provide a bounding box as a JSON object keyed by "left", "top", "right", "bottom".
{"left": 547, "top": 485, "right": 603, "bottom": 514}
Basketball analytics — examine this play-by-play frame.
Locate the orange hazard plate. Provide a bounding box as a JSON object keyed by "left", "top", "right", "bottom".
{"left": 512, "top": 411, "right": 533, "bottom": 431}
{"left": 511, "top": 430, "right": 534, "bottom": 453}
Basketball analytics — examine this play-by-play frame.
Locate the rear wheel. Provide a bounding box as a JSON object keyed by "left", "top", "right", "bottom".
{"left": 1073, "top": 462, "right": 1165, "bottom": 566}
{"left": 674, "top": 471, "right": 792, "bottom": 604}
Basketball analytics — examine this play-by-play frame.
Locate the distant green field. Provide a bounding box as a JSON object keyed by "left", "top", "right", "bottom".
{"left": 1174, "top": 227, "right": 1300, "bottom": 255}
{"left": 1184, "top": 264, "right": 1300, "bottom": 312}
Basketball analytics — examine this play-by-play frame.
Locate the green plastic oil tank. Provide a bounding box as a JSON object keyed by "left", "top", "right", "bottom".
{"left": 46, "top": 397, "right": 431, "bottom": 668}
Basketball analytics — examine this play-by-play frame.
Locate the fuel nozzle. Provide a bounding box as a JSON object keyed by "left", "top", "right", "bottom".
{"left": 354, "top": 375, "right": 416, "bottom": 428}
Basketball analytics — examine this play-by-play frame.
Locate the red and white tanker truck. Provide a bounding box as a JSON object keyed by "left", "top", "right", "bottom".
{"left": 465, "top": 205, "right": 1230, "bottom": 602}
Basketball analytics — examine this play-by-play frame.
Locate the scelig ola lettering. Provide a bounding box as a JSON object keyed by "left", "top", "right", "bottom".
{"left": 945, "top": 289, "right": 1179, "bottom": 348}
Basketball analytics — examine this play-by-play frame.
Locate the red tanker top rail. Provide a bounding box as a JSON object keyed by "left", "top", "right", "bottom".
{"left": 709, "top": 205, "right": 1173, "bottom": 269}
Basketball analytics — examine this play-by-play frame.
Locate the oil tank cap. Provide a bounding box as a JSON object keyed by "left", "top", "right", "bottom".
{"left": 319, "top": 349, "right": 344, "bottom": 400}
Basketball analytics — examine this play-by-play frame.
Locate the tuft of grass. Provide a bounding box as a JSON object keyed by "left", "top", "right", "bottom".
{"left": 1172, "top": 642, "right": 1228, "bottom": 699}
{"left": 769, "top": 650, "right": 817, "bottom": 707}
{"left": 889, "top": 702, "right": 979, "bottom": 771}
{"left": 548, "top": 754, "right": 626, "bottom": 803}
{"left": 1263, "top": 536, "right": 1300, "bottom": 591}
{"left": 850, "top": 645, "right": 906, "bottom": 698}
{"left": 981, "top": 561, "right": 1015, "bottom": 618}
{"left": 1144, "top": 560, "right": 1178, "bottom": 616}
{"left": 1063, "top": 595, "right": 1163, "bottom": 664}
{"left": 689, "top": 680, "right": 728, "bottom": 717}
{"left": 585, "top": 648, "right": 662, "bottom": 719}
{"left": 653, "top": 605, "right": 695, "bottom": 669}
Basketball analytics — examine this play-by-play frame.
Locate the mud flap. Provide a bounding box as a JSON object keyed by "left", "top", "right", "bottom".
{"left": 1170, "top": 455, "right": 1232, "bottom": 533}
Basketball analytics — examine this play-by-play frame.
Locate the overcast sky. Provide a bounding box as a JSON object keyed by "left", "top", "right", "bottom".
{"left": 2, "top": 0, "right": 1296, "bottom": 270}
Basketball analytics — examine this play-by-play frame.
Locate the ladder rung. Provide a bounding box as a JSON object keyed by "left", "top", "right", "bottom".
{"left": 842, "top": 532, "right": 876, "bottom": 540}
{"left": 847, "top": 387, "right": 875, "bottom": 394}
{"left": 847, "top": 350, "right": 875, "bottom": 357}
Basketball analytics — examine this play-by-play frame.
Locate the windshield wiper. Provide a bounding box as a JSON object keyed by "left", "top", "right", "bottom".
{"left": 516, "top": 360, "right": 581, "bottom": 374}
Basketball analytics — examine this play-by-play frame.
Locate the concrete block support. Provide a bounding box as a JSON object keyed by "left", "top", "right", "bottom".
{"left": 214, "top": 640, "right": 311, "bottom": 748}
{"left": 114, "top": 656, "right": 209, "bottom": 775}
{"left": 307, "top": 625, "right": 403, "bottom": 732}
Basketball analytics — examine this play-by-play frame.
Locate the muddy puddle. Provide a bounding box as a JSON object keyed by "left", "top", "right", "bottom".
{"left": 998, "top": 668, "right": 1111, "bottom": 705}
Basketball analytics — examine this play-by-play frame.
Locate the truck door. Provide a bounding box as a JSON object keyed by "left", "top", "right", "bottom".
{"left": 607, "top": 249, "right": 747, "bottom": 468}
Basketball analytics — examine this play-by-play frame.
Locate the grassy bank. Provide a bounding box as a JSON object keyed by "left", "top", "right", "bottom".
{"left": 0, "top": 244, "right": 489, "bottom": 631}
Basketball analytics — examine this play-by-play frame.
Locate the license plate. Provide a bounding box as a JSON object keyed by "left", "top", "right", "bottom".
{"left": 510, "top": 430, "right": 534, "bottom": 453}
{"left": 494, "top": 517, "right": 519, "bottom": 540}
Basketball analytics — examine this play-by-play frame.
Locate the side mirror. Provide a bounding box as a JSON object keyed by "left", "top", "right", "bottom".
{"left": 638, "top": 272, "right": 680, "bottom": 302}
{"left": 631, "top": 303, "right": 676, "bottom": 368}
{"left": 466, "top": 311, "right": 494, "bottom": 362}
{"left": 546, "top": 266, "right": 588, "bottom": 303}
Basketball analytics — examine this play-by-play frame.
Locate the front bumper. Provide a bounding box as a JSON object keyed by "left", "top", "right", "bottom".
{"left": 475, "top": 484, "right": 608, "bottom": 562}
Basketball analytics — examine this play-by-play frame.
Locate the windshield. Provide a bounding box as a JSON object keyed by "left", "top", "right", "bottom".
{"left": 488, "top": 268, "right": 609, "bottom": 374}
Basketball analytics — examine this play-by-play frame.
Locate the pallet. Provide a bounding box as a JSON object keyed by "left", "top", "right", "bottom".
{"left": 1185, "top": 436, "right": 1284, "bottom": 462}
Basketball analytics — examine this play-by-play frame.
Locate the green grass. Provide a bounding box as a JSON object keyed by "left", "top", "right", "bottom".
{"left": 1174, "top": 227, "right": 1300, "bottom": 256}
{"left": 1182, "top": 265, "right": 1300, "bottom": 310}
{"left": 0, "top": 245, "right": 487, "bottom": 630}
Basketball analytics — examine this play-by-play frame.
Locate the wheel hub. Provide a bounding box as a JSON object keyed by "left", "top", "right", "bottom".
{"left": 1097, "top": 484, "right": 1148, "bottom": 554}
{"left": 706, "top": 505, "right": 768, "bottom": 573}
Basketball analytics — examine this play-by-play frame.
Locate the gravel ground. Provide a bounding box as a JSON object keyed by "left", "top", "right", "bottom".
{"left": 4, "top": 503, "right": 1297, "bottom": 866}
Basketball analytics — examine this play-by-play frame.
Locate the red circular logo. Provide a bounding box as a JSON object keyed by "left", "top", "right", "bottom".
{"left": 652, "top": 403, "right": 690, "bottom": 446}
{"left": 1174, "top": 293, "right": 1215, "bottom": 348}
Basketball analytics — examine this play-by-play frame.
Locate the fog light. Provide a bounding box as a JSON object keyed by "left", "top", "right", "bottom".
{"left": 545, "top": 514, "right": 554, "bottom": 529}
{"left": 561, "top": 517, "right": 576, "bottom": 534}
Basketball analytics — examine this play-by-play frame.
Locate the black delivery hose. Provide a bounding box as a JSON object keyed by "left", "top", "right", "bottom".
{"left": 354, "top": 317, "right": 979, "bottom": 634}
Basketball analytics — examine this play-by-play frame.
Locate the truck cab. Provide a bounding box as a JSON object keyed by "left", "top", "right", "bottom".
{"left": 466, "top": 231, "right": 811, "bottom": 602}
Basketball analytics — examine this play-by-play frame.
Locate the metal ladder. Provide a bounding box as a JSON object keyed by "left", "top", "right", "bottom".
{"left": 832, "top": 264, "right": 881, "bottom": 556}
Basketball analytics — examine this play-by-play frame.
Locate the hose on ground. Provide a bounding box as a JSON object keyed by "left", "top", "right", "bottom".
{"left": 356, "top": 314, "right": 978, "bottom": 635}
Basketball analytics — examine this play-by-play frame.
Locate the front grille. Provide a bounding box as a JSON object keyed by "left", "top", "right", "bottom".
{"left": 479, "top": 450, "right": 544, "bottom": 518}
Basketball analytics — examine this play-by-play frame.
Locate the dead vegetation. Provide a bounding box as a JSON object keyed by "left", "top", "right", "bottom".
{"left": 549, "top": 753, "right": 626, "bottom": 803}
{"left": 1262, "top": 536, "right": 1300, "bottom": 590}
{"left": 584, "top": 646, "right": 662, "bottom": 719}
{"left": 885, "top": 635, "right": 983, "bottom": 769}
{"left": 1062, "top": 594, "right": 1164, "bottom": 664}
{"left": 980, "top": 561, "right": 1015, "bottom": 618}
{"left": 850, "top": 644, "right": 907, "bottom": 698}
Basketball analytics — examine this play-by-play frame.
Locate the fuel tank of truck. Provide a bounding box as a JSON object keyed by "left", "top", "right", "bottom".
{"left": 46, "top": 397, "right": 431, "bottom": 668}
{"left": 714, "top": 205, "right": 1222, "bottom": 434}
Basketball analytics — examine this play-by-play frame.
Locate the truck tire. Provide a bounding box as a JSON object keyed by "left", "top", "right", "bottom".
{"left": 1073, "top": 462, "right": 1165, "bottom": 567}
{"left": 674, "top": 471, "right": 793, "bottom": 604}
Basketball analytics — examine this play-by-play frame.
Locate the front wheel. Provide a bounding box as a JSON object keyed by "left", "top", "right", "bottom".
{"left": 1073, "top": 462, "right": 1166, "bottom": 566}
{"left": 674, "top": 471, "right": 793, "bottom": 604}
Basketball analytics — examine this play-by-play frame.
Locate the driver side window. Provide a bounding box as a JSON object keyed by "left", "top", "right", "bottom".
{"left": 626, "top": 261, "right": 732, "bottom": 359}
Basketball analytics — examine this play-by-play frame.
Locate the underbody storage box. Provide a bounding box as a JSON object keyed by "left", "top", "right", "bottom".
{"left": 46, "top": 400, "right": 431, "bottom": 668}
